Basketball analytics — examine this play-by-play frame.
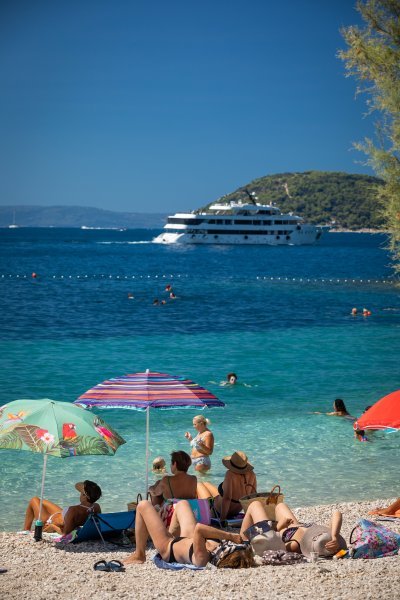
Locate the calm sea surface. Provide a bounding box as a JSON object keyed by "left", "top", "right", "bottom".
{"left": 0, "top": 228, "right": 399, "bottom": 531}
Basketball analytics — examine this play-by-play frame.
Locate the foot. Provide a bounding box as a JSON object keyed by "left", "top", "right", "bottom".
{"left": 368, "top": 508, "right": 388, "bottom": 515}
{"left": 123, "top": 552, "right": 146, "bottom": 565}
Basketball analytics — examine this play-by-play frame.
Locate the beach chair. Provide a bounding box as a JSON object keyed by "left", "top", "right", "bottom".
{"left": 73, "top": 511, "right": 136, "bottom": 543}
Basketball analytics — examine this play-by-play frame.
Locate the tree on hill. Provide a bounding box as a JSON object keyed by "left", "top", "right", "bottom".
{"left": 203, "top": 171, "right": 384, "bottom": 230}
{"left": 339, "top": 0, "right": 400, "bottom": 271}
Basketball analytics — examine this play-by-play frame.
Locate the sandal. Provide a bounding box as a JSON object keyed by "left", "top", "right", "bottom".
{"left": 94, "top": 560, "right": 110, "bottom": 571}
{"left": 93, "top": 560, "right": 125, "bottom": 572}
{"left": 107, "top": 560, "right": 125, "bottom": 572}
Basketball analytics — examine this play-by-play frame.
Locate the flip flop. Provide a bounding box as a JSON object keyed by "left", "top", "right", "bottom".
{"left": 93, "top": 560, "right": 125, "bottom": 572}
{"left": 93, "top": 560, "right": 110, "bottom": 572}
{"left": 0, "top": 568, "right": 8, "bottom": 574}
{"left": 107, "top": 560, "right": 125, "bottom": 572}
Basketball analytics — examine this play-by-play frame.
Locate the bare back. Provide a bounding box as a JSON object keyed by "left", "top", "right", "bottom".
{"left": 161, "top": 473, "right": 197, "bottom": 500}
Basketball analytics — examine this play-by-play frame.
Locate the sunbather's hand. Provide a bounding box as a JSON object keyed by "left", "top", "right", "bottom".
{"left": 281, "top": 517, "right": 296, "bottom": 529}
{"left": 184, "top": 431, "right": 192, "bottom": 441}
{"left": 325, "top": 536, "right": 340, "bottom": 553}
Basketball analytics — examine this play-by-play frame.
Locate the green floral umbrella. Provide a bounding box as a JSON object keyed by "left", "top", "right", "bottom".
{"left": 0, "top": 398, "right": 125, "bottom": 520}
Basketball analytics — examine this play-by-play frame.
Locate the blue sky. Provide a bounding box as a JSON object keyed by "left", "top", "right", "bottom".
{"left": 0, "top": 0, "right": 372, "bottom": 213}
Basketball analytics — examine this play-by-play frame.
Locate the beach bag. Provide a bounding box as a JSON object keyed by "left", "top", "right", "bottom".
{"left": 349, "top": 518, "right": 400, "bottom": 559}
{"left": 240, "top": 485, "right": 284, "bottom": 519}
{"left": 127, "top": 493, "right": 151, "bottom": 512}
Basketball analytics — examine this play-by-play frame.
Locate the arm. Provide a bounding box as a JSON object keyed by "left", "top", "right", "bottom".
{"left": 325, "top": 510, "right": 343, "bottom": 552}
{"left": 194, "top": 431, "right": 214, "bottom": 456}
{"left": 148, "top": 478, "right": 165, "bottom": 498}
{"left": 219, "top": 473, "right": 233, "bottom": 521}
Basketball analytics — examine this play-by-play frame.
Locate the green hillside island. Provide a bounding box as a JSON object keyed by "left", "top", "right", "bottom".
{"left": 202, "top": 171, "right": 385, "bottom": 231}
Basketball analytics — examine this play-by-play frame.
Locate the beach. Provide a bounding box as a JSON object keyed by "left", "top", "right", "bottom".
{"left": 1, "top": 497, "right": 399, "bottom": 600}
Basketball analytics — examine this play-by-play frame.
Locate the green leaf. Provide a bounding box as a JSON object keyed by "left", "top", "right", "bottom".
{"left": 0, "top": 429, "right": 23, "bottom": 450}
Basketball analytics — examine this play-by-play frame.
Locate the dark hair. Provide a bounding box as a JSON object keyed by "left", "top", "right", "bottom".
{"left": 84, "top": 480, "right": 102, "bottom": 503}
{"left": 171, "top": 450, "right": 192, "bottom": 472}
{"left": 334, "top": 398, "right": 349, "bottom": 414}
{"left": 364, "top": 405, "right": 372, "bottom": 413}
{"left": 217, "top": 546, "right": 254, "bottom": 569}
{"left": 227, "top": 373, "right": 237, "bottom": 381}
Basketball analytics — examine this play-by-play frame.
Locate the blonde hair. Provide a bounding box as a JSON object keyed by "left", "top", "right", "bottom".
{"left": 193, "top": 414, "right": 210, "bottom": 426}
{"left": 152, "top": 456, "right": 166, "bottom": 473}
{"left": 217, "top": 546, "right": 254, "bottom": 569}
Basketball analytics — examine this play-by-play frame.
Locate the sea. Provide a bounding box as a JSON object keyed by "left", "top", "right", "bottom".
{"left": 0, "top": 228, "right": 399, "bottom": 532}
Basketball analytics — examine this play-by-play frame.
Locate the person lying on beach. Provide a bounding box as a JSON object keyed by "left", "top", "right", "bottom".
{"left": 313, "top": 398, "right": 356, "bottom": 420}
{"left": 123, "top": 499, "right": 254, "bottom": 568}
{"left": 197, "top": 451, "right": 257, "bottom": 521}
{"left": 23, "top": 480, "right": 102, "bottom": 535}
{"left": 368, "top": 497, "right": 400, "bottom": 517}
{"left": 184, "top": 414, "right": 214, "bottom": 473}
{"left": 240, "top": 500, "right": 347, "bottom": 558}
{"left": 148, "top": 451, "right": 197, "bottom": 508}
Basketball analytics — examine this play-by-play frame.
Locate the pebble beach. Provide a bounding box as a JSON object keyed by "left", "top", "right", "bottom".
{"left": 1, "top": 498, "right": 399, "bottom": 600}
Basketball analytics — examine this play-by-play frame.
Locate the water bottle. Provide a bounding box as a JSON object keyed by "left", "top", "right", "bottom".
{"left": 34, "top": 519, "right": 43, "bottom": 542}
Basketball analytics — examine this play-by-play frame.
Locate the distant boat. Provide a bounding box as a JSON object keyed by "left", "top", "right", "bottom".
{"left": 8, "top": 210, "right": 19, "bottom": 228}
{"left": 153, "top": 190, "right": 323, "bottom": 245}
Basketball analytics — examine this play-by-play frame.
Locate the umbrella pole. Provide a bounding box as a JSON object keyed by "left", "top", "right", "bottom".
{"left": 145, "top": 406, "right": 150, "bottom": 494}
{"left": 38, "top": 453, "right": 48, "bottom": 521}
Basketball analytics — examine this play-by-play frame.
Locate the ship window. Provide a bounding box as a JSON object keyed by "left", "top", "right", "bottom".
{"left": 234, "top": 220, "right": 250, "bottom": 225}
{"left": 167, "top": 217, "right": 204, "bottom": 225}
{"left": 274, "top": 220, "right": 282, "bottom": 225}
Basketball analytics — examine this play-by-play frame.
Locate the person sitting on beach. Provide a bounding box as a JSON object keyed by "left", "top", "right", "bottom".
{"left": 313, "top": 398, "right": 355, "bottom": 420}
{"left": 197, "top": 451, "right": 257, "bottom": 521}
{"left": 152, "top": 456, "right": 167, "bottom": 474}
{"left": 148, "top": 451, "right": 197, "bottom": 508}
{"left": 123, "top": 499, "right": 254, "bottom": 568}
{"left": 240, "top": 500, "right": 347, "bottom": 559}
{"left": 184, "top": 414, "right": 214, "bottom": 473}
{"left": 23, "top": 480, "right": 102, "bottom": 535}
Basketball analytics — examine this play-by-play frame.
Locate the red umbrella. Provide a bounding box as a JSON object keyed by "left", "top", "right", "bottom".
{"left": 354, "top": 389, "right": 400, "bottom": 432}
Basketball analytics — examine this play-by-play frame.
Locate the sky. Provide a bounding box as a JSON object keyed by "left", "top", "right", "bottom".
{"left": 0, "top": 0, "right": 374, "bottom": 213}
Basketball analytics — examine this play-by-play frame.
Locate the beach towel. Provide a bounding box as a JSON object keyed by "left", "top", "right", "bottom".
{"left": 160, "top": 499, "right": 211, "bottom": 528}
{"left": 349, "top": 518, "right": 400, "bottom": 559}
{"left": 152, "top": 553, "right": 205, "bottom": 570}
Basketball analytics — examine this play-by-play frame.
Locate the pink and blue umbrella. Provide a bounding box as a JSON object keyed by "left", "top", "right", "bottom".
{"left": 74, "top": 370, "right": 224, "bottom": 490}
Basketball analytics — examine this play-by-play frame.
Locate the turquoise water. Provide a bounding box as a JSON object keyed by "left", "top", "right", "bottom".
{"left": 0, "top": 229, "right": 399, "bottom": 531}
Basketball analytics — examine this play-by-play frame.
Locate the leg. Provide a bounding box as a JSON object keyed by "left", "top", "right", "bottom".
{"left": 124, "top": 501, "right": 173, "bottom": 565}
{"left": 24, "top": 497, "right": 62, "bottom": 530}
{"left": 240, "top": 500, "right": 269, "bottom": 538}
{"left": 368, "top": 497, "right": 400, "bottom": 516}
{"left": 172, "top": 500, "right": 197, "bottom": 538}
{"left": 194, "top": 463, "right": 210, "bottom": 473}
{"left": 275, "top": 503, "right": 300, "bottom": 531}
{"left": 197, "top": 482, "right": 218, "bottom": 499}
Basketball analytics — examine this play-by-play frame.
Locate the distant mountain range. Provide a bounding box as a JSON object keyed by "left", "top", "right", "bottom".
{"left": 0, "top": 205, "right": 167, "bottom": 228}
{"left": 0, "top": 171, "right": 385, "bottom": 229}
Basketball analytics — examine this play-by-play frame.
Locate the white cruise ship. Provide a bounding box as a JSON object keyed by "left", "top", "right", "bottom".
{"left": 153, "top": 191, "right": 323, "bottom": 245}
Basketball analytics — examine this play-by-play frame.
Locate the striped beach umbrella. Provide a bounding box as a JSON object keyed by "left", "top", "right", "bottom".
{"left": 75, "top": 370, "right": 225, "bottom": 491}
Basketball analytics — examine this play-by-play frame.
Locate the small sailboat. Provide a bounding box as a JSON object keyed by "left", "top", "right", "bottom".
{"left": 8, "top": 210, "right": 19, "bottom": 228}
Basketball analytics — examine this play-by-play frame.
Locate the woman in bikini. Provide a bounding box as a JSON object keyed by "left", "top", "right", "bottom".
{"left": 197, "top": 451, "right": 257, "bottom": 520}
{"left": 23, "top": 480, "right": 102, "bottom": 535}
{"left": 124, "top": 499, "right": 254, "bottom": 568}
{"left": 184, "top": 414, "right": 214, "bottom": 473}
{"left": 240, "top": 500, "right": 346, "bottom": 558}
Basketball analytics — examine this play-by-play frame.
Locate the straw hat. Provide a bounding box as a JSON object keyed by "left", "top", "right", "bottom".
{"left": 222, "top": 451, "right": 253, "bottom": 474}
{"left": 299, "top": 525, "right": 347, "bottom": 559}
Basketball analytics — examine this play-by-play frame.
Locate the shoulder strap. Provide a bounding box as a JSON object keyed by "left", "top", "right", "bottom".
{"left": 167, "top": 476, "right": 174, "bottom": 497}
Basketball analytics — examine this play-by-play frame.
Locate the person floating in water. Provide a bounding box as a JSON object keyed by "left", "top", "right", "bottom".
{"left": 313, "top": 398, "right": 356, "bottom": 420}
{"left": 220, "top": 373, "right": 237, "bottom": 386}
